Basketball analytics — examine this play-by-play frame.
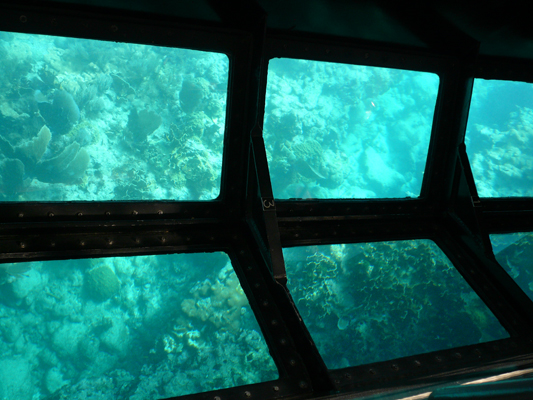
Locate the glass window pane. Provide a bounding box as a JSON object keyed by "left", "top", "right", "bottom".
{"left": 491, "top": 232, "right": 533, "bottom": 301}
{"left": 284, "top": 240, "right": 508, "bottom": 369}
{"left": 0, "top": 31, "right": 228, "bottom": 201}
{"left": 465, "top": 79, "right": 533, "bottom": 197}
{"left": 264, "top": 58, "right": 439, "bottom": 199}
{"left": 0, "top": 253, "right": 277, "bottom": 400}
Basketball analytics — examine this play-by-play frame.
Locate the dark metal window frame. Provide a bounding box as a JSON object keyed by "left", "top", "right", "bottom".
{"left": 0, "top": 2, "right": 532, "bottom": 400}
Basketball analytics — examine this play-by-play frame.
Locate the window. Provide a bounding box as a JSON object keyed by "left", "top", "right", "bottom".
{"left": 0, "top": 253, "right": 277, "bottom": 400}
{"left": 283, "top": 240, "right": 508, "bottom": 369}
{"left": 0, "top": 31, "right": 228, "bottom": 201}
{"left": 263, "top": 58, "right": 439, "bottom": 199}
{"left": 490, "top": 232, "right": 533, "bottom": 301}
{"left": 465, "top": 79, "right": 533, "bottom": 197}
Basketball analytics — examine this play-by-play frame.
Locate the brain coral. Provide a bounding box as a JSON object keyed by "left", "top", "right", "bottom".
{"left": 84, "top": 265, "right": 120, "bottom": 301}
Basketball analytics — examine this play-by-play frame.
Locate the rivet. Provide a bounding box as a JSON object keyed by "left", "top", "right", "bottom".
{"left": 391, "top": 364, "right": 399, "bottom": 371}
{"left": 160, "top": 237, "right": 166, "bottom": 243}
{"left": 214, "top": 397, "right": 221, "bottom": 400}
{"left": 272, "top": 386, "right": 279, "bottom": 392}
{"left": 344, "top": 373, "right": 352, "bottom": 379}
{"left": 299, "top": 381, "right": 308, "bottom": 389}
{"left": 262, "top": 300, "right": 269, "bottom": 307}
{"left": 20, "top": 15, "right": 27, "bottom": 23}
{"left": 247, "top": 265, "right": 252, "bottom": 270}
{"left": 157, "top": 210, "right": 163, "bottom": 215}
{"left": 134, "top": 238, "right": 140, "bottom": 244}
{"left": 132, "top": 210, "right": 138, "bottom": 215}
{"left": 271, "top": 319, "right": 278, "bottom": 325}
{"left": 105, "top": 211, "right": 111, "bottom": 216}
{"left": 254, "top": 283, "right": 260, "bottom": 288}
{"left": 435, "top": 356, "right": 442, "bottom": 362}
{"left": 289, "top": 359, "right": 296, "bottom": 366}
{"left": 77, "top": 212, "right": 83, "bottom": 217}
{"left": 294, "top": 233, "right": 299, "bottom": 238}
{"left": 107, "top": 239, "right": 114, "bottom": 245}
{"left": 50, "top": 242, "right": 55, "bottom": 247}
{"left": 369, "top": 368, "right": 376, "bottom": 375}
{"left": 414, "top": 360, "right": 421, "bottom": 367}
{"left": 79, "top": 240, "right": 85, "bottom": 246}
{"left": 454, "top": 352, "right": 462, "bottom": 359}
{"left": 110, "top": 24, "right": 118, "bottom": 32}
{"left": 19, "top": 242, "right": 26, "bottom": 249}
{"left": 280, "top": 338, "right": 287, "bottom": 345}
{"left": 244, "top": 391, "right": 251, "bottom": 398}
{"left": 48, "top": 212, "right": 54, "bottom": 217}
{"left": 239, "top": 250, "right": 245, "bottom": 255}
{"left": 18, "top": 213, "right": 24, "bottom": 218}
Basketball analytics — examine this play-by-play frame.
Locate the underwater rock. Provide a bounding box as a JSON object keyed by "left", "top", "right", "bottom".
{"left": 11, "top": 268, "right": 42, "bottom": 299}
{"left": 84, "top": 265, "right": 120, "bottom": 302}
{"left": 180, "top": 78, "right": 208, "bottom": 114}
{"left": 0, "top": 357, "right": 32, "bottom": 400}
{"left": 35, "top": 141, "right": 90, "bottom": 184}
{"left": 0, "top": 158, "right": 24, "bottom": 194}
{"left": 45, "top": 367, "right": 68, "bottom": 394}
{"left": 38, "top": 89, "right": 80, "bottom": 135}
{"left": 52, "top": 322, "right": 88, "bottom": 357}
{"left": 100, "top": 320, "right": 131, "bottom": 356}
{"left": 127, "top": 108, "right": 162, "bottom": 142}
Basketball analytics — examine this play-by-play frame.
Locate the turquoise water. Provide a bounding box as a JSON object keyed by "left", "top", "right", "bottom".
{"left": 284, "top": 240, "right": 508, "bottom": 369}
{"left": 0, "top": 253, "right": 278, "bottom": 399}
{"left": 264, "top": 58, "right": 439, "bottom": 199}
{"left": 465, "top": 79, "right": 533, "bottom": 197}
{"left": 0, "top": 31, "right": 227, "bottom": 201}
{"left": 491, "top": 232, "right": 533, "bottom": 302}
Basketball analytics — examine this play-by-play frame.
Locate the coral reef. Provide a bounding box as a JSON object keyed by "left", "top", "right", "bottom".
{"left": 0, "top": 31, "right": 227, "bottom": 201}
{"left": 84, "top": 264, "right": 120, "bottom": 302}
{"left": 285, "top": 240, "right": 509, "bottom": 368}
{"left": 0, "top": 253, "right": 277, "bottom": 400}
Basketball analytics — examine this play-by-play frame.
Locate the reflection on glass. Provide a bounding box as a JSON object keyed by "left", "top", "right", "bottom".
{"left": 264, "top": 58, "right": 439, "bottom": 199}
{"left": 465, "top": 79, "right": 533, "bottom": 197}
{"left": 0, "top": 31, "right": 228, "bottom": 201}
{"left": 491, "top": 232, "right": 533, "bottom": 301}
{"left": 284, "top": 240, "right": 508, "bottom": 369}
{"left": 0, "top": 253, "right": 277, "bottom": 400}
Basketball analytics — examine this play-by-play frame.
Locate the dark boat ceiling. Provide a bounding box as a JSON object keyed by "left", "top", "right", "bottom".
{"left": 12, "top": 0, "right": 533, "bottom": 60}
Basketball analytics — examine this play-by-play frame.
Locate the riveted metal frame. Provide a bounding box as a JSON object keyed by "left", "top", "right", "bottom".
{"left": 1, "top": 2, "right": 533, "bottom": 400}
